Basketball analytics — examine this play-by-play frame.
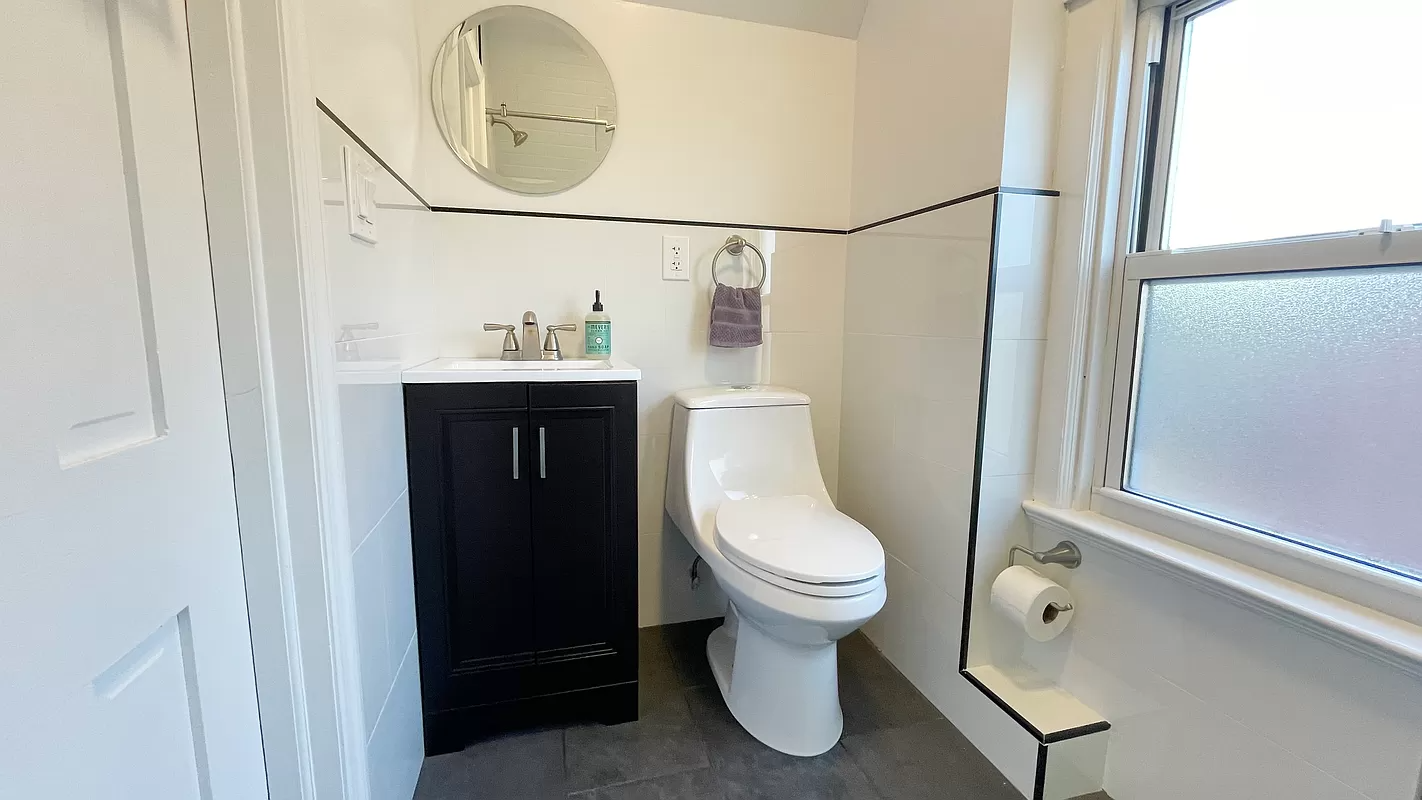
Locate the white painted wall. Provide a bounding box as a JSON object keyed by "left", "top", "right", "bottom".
{"left": 415, "top": 0, "right": 856, "bottom": 229}
{"left": 429, "top": 215, "right": 846, "bottom": 625}
{"left": 849, "top": 0, "right": 1015, "bottom": 227}
{"left": 317, "top": 112, "right": 436, "bottom": 800}
{"left": 306, "top": 0, "right": 425, "bottom": 181}
{"left": 1001, "top": 0, "right": 1068, "bottom": 190}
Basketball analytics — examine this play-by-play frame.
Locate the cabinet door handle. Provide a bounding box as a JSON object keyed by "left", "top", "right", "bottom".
{"left": 512, "top": 426, "right": 519, "bottom": 480}
{"left": 538, "top": 427, "right": 547, "bottom": 479}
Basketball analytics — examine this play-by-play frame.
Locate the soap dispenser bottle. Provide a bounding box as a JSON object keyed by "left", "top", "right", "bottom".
{"left": 585, "top": 290, "right": 612, "bottom": 357}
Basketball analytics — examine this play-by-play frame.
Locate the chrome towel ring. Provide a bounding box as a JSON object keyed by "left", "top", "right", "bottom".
{"left": 711, "top": 235, "right": 767, "bottom": 292}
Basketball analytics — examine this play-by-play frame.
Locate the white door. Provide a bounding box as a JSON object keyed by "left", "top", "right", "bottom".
{"left": 0, "top": 0, "right": 268, "bottom": 796}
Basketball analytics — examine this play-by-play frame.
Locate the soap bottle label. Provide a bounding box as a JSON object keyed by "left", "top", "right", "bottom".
{"left": 586, "top": 321, "right": 612, "bottom": 356}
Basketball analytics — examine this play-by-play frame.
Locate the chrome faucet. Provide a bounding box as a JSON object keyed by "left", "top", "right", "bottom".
{"left": 521, "top": 311, "right": 540, "bottom": 360}
{"left": 482, "top": 323, "right": 520, "bottom": 360}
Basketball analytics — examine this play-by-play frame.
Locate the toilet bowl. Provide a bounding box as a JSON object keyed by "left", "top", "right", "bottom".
{"left": 665, "top": 386, "right": 886, "bottom": 757}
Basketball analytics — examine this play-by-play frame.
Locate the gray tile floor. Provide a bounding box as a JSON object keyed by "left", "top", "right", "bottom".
{"left": 414, "top": 618, "right": 1023, "bottom": 800}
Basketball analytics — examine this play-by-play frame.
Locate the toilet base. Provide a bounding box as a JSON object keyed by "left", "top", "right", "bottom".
{"left": 705, "top": 605, "right": 844, "bottom": 757}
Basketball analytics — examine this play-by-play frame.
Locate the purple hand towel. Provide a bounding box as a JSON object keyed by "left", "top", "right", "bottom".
{"left": 709, "top": 284, "right": 763, "bottom": 348}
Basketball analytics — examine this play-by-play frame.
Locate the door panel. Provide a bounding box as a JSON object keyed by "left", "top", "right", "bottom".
{"left": 444, "top": 411, "right": 534, "bottom": 671}
{"left": 530, "top": 408, "right": 615, "bottom": 655}
{"left": 404, "top": 383, "right": 539, "bottom": 715}
{"left": 529, "top": 382, "right": 638, "bottom": 690}
{"left": 0, "top": 0, "right": 266, "bottom": 795}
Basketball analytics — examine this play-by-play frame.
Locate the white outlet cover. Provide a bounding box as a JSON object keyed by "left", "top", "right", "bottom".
{"left": 342, "top": 145, "right": 378, "bottom": 244}
{"left": 662, "top": 235, "right": 691, "bottom": 281}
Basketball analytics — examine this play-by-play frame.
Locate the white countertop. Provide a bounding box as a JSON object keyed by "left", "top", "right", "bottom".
{"left": 401, "top": 357, "right": 641, "bottom": 384}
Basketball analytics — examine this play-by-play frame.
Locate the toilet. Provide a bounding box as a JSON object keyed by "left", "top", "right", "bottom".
{"left": 665, "top": 386, "right": 886, "bottom": 757}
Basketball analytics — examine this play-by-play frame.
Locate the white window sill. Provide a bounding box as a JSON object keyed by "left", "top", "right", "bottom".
{"left": 1022, "top": 497, "right": 1422, "bottom": 680}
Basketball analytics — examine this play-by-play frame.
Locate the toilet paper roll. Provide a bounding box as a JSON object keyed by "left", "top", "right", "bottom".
{"left": 990, "top": 565, "right": 1075, "bottom": 642}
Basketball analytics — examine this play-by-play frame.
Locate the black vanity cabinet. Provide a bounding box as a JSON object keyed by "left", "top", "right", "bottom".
{"left": 404, "top": 381, "right": 638, "bottom": 754}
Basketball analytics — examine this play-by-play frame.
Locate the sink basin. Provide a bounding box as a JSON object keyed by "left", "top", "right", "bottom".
{"left": 402, "top": 357, "right": 641, "bottom": 384}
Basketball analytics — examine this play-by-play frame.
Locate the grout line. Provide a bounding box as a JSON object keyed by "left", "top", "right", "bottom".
{"left": 351, "top": 488, "right": 409, "bottom": 555}
{"left": 366, "top": 632, "right": 418, "bottom": 747}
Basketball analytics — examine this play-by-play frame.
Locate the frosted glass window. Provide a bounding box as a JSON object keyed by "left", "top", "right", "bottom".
{"left": 1126, "top": 265, "right": 1422, "bottom": 577}
{"left": 1163, "top": 0, "right": 1422, "bottom": 249}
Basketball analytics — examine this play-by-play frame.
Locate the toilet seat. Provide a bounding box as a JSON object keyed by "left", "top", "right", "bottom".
{"left": 715, "top": 495, "right": 884, "bottom": 598}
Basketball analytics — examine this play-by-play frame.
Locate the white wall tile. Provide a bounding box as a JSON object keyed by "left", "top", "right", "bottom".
{"left": 989, "top": 195, "right": 1056, "bottom": 343}
{"left": 1158, "top": 580, "right": 1422, "bottom": 800}
{"left": 338, "top": 384, "right": 411, "bottom": 552}
{"left": 768, "top": 234, "right": 849, "bottom": 335}
{"left": 638, "top": 524, "right": 727, "bottom": 627}
{"left": 352, "top": 533, "right": 392, "bottom": 740}
{"left": 980, "top": 339, "right": 1045, "bottom": 479}
{"left": 381, "top": 493, "right": 418, "bottom": 678}
{"left": 367, "top": 640, "right": 424, "bottom": 800}
{"left": 1024, "top": 534, "right": 1422, "bottom": 800}
{"left": 1100, "top": 668, "right": 1370, "bottom": 800}
{"left": 318, "top": 113, "right": 431, "bottom": 793}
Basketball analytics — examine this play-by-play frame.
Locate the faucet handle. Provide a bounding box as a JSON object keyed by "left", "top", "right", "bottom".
{"left": 483, "top": 323, "right": 520, "bottom": 360}
{"left": 542, "top": 324, "right": 577, "bottom": 361}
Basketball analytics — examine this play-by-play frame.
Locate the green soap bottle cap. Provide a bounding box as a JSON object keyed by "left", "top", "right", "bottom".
{"left": 592, "top": 290, "right": 604, "bottom": 312}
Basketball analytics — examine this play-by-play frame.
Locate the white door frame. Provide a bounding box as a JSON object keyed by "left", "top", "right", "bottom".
{"left": 188, "top": 0, "right": 370, "bottom": 797}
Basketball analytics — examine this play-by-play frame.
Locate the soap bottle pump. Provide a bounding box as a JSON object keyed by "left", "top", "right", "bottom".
{"left": 585, "top": 290, "right": 612, "bottom": 357}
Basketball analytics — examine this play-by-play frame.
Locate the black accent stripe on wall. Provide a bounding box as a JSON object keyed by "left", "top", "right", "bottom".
{"left": 953, "top": 190, "right": 1111, "bottom": 749}
{"left": 1033, "top": 742, "right": 1049, "bottom": 800}
{"left": 959, "top": 191, "right": 1004, "bottom": 674}
{"left": 428, "top": 205, "right": 844, "bottom": 235}
{"left": 317, "top": 99, "right": 1060, "bottom": 235}
{"left": 317, "top": 99, "right": 431, "bottom": 211}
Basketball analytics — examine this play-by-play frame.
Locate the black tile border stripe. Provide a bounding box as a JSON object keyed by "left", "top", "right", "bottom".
{"left": 846, "top": 185, "right": 1061, "bottom": 235}
{"left": 427, "top": 204, "right": 844, "bottom": 234}
{"left": 956, "top": 191, "right": 1111, "bottom": 753}
{"left": 959, "top": 190, "right": 1004, "bottom": 676}
{"left": 316, "top": 97, "right": 1059, "bottom": 235}
{"left": 1033, "top": 742, "right": 1049, "bottom": 800}
{"left": 317, "top": 98, "right": 431, "bottom": 211}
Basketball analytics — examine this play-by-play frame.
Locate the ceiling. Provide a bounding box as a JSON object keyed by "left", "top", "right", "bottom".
{"left": 623, "top": 0, "right": 870, "bottom": 40}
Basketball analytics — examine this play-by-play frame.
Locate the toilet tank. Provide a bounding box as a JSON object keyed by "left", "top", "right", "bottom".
{"left": 665, "top": 386, "right": 830, "bottom": 539}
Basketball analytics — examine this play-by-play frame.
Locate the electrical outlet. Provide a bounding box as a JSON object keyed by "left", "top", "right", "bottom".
{"left": 662, "top": 235, "right": 691, "bottom": 281}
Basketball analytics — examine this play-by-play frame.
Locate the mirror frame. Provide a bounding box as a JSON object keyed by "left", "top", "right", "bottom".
{"left": 430, "top": 5, "right": 618, "bottom": 195}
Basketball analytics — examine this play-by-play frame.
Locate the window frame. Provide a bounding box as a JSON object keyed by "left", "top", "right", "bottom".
{"left": 1094, "top": 0, "right": 1422, "bottom": 617}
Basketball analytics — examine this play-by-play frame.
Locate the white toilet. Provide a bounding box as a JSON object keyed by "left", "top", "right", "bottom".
{"left": 665, "top": 386, "right": 886, "bottom": 757}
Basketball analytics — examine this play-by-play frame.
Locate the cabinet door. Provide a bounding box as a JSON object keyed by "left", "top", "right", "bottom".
{"left": 405, "top": 384, "right": 534, "bottom": 713}
{"left": 529, "top": 383, "right": 637, "bottom": 687}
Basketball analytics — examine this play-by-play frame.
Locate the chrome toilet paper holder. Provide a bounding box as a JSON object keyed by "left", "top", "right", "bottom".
{"left": 1008, "top": 541, "right": 1081, "bottom": 616}
{"left": 1009, "top": 540, "right": 1083, "bottom": 570}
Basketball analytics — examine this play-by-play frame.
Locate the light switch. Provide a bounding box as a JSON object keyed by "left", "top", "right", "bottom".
{"left": 342, "top": 145, "right": 378, "bottom": 244}
{"left": 662, "top": 235, "right": 690, "bottom": 281}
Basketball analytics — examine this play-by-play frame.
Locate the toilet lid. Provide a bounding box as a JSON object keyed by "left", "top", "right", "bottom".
{"left": 714, "top": 495, "right": 884, "bottom": 586}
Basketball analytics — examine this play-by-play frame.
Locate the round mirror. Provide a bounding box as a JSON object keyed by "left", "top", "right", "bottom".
{"left": 431, "top": 6, "right": 617, "bottom": 195}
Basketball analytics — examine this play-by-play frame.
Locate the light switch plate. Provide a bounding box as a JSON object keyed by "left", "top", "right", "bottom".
{"left": 662, "top": 235, "right": 690, "bottom": 281}
{"left": 342, "top": 145, "right": 378, "bottom": 244}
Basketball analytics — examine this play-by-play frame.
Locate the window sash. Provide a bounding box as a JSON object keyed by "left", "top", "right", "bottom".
{"left": 1100, "top": 0, "right": 1422, "bottom": 572}
{"left": 1103, "top": 229, "right": 1422, "bottom": 499}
